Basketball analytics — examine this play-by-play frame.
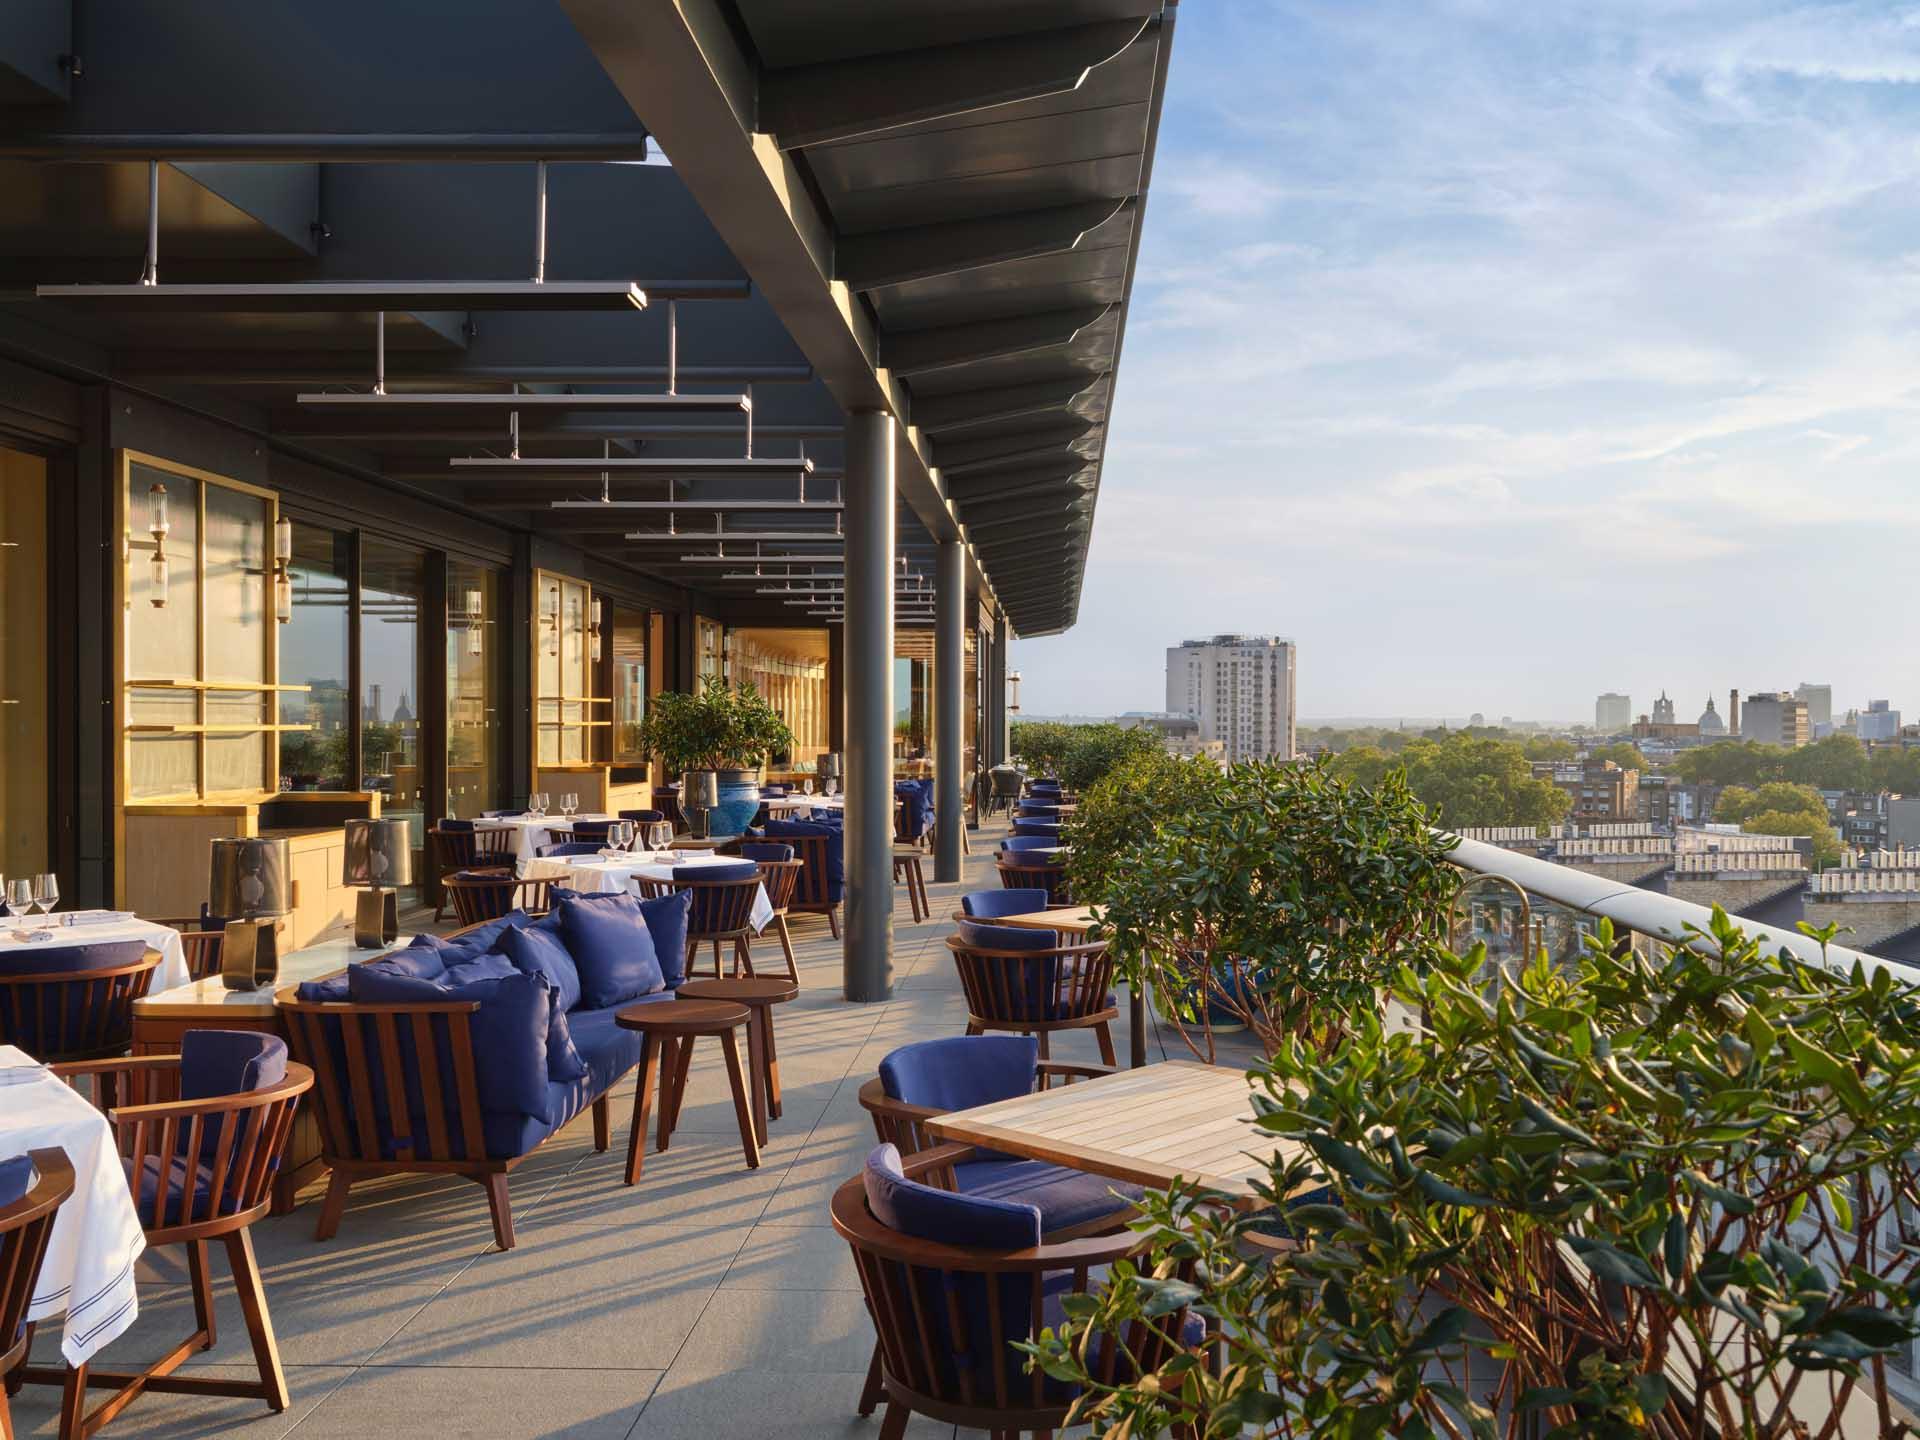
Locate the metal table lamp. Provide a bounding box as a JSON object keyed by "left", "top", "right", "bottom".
{"left": 208, "top": 836, "right": 291, "bottom": 991}
{"left": 818, "top": 752, "right": 842, "bottom": 783}
{"left": 683, "top": 771, "right": 721, "bottom": 840}
{"left": 343, "top": 817, "right": 414, "bottom": 949}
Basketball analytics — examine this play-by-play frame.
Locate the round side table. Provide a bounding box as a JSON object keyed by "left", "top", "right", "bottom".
{"left": 677, "top": 977, "right": 800, "bottom": 1146}
{"left": 615, "top": 998, "right": 756, "bottom": 1183}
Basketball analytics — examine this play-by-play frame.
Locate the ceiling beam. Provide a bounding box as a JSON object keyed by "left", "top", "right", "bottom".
{"left": 935, "top": 420, "right": 1097, "bottom": 474}
{"left": 835, "top": 199, "right": 1129, "bottom": 292}
{"left": 881, "top": 305, "right": 1112, "bottom": 377}
{"left": 911, "top": 374, "right": 1106, "bottom": 435}
{"left": 757, "top": 16, "right": 1155, "bottom": 150}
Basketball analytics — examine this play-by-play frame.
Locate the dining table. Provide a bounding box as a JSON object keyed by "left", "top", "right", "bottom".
{"left": 765, "top": 794, "right": 844, "bottom": 816}
{"left": 989, "top": 905, "right": 1146, "bottom": 1068}
{"left": 534, "top": 851, "right": 776, "bottom": 932}
{"left": 928, "top": 1059, "right": 1292, "bottom": 1200}
{"left": 1, "top": 1045, "right": 147, "bottom": 1367}
{"left": 474, "top": 813, "right": 614, "bottom": 864}
{"left": 0, "top": 912, "right": 190, "bottom": 993}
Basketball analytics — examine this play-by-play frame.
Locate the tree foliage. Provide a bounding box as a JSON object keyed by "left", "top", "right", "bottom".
{"left": 1010, "top": 720, "right": 1163, "bottom": 794}
{"left": 1714, "top": 782, "right": 1841, "bottom": 866}
{"left": 635, "top": 674, "right": 795, "bottom": 773}
{"left": 1063, "top": 749, "right": 1226, "bottom": 909}
{"left": 1523, "top": 736, "right": 1576, "bottom": 761}
{"left": 1588, "top": 740, "right": 1648, "bottom": 772}
{"left": 1783, "top": 734, "right": 1872, "bottom": 792}
{"left": 1328, "top": 733, "right": 1570, "bottom": 829}
{"left": 1027, "top": 914, "right": 1920, "bottom": 1439}
{"left": 1673, "top": 740, "right": 1788, "bottom": 788}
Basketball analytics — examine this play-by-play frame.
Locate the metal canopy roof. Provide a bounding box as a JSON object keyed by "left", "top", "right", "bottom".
{"left": 559, "top": 0, "right": 1178, "bottom": 636}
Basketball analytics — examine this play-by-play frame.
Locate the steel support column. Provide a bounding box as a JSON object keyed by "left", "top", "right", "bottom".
{"left": 992, "top": 613, "right": 1012, "bottom": 764}
{"left": 934, "top": 540, "right": 964, "bottom": 884}
{"left": 843, "top": 409, "right": 896, "bottom": 1002}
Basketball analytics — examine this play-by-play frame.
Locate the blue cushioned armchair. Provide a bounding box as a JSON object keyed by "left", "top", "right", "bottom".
{"left": 948, "top": 922, "right": 1116, "bottom": 1064}
{"left": 0, "top": 939, "right": 159, "bottom": 1061}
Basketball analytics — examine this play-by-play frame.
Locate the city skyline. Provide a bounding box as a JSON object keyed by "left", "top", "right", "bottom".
{"left": 1011, "top": 2, "right": 1920, "bottom": 720}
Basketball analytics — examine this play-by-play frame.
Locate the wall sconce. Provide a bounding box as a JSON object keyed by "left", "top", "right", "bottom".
{"left": 273, "top": 514, "right": 293, "bottom": 624}
{"left": 543, "top": 584, "right": 560, "bottom": 657}
{"left": 1008, "top": 670, "right": 1023, "bottom": 714}
{"left": 589, "top": 597, "right": 603, "bottom": 663}
{"left": 147, "top": 481, "right": 170, "bottom": 609}
{"left": 464, "top": 587, "right": 484, "bottom": 658}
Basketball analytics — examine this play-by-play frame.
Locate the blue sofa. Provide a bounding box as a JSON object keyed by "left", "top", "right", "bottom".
{"left": 282, "top": 890, "right": 691, "bottom": 1249}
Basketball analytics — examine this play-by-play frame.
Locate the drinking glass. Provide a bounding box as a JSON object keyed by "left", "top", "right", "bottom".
{"left": 802, "top": 777, "right": 813, "bottom": 796}
{"left": 6, "top": 878, "right": 31, "bottom": 921}
{"left": 33, "top": 873, "right": 57, "bottom": 920}
{"left": 533, "top": 792, "right": 548, "bottom": 817}
{"left": 564, "top": 793, "right": 579, "bottom": 818}
{"left": 649, "top": 821, "right": 674, "bottom": 855}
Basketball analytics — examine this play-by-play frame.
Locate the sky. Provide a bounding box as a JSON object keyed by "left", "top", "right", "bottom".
{"left": 1010, "top": 0, "right": 1920, "bottom": 724}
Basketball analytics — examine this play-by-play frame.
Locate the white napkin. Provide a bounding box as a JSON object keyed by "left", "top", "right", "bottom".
{"left": 62, "top": 910, "right": 137, "bottom": 927}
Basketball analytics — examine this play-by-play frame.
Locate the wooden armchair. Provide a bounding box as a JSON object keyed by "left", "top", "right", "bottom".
{"left": 0, "top": 941, "right": 159, "bottom": 1061}
{"left": 440, "top": 870, "right": 554, "bottom": 925}
{"left": 858, "top": 1061, "right": 1114, "bottom": 1160}
{"left": 427, "top": 826, "right": 516, "bottom": 920}
{"left": 995, "top": 856, "right": 1069, "bottom": 904}
{"left": 676, "top": 873, "right": 765, "bottom": 980}
{"left": 784, "top": 830, "right": 843, "bottom": 938}
{"left": 1, "top": 1150, "right": 73, "bottom": 1440}
{"left": 36, "top": 1045, "right": 312, "bottom": 1437}
{"left": 948, "top": 931, "right": 1117, "bottom": 1065}
{"left": 833, "top": 1146, "right": 1202, "bottom": 1437}
{"left": 744, "top": 856, "right": 803, "bottom": 984}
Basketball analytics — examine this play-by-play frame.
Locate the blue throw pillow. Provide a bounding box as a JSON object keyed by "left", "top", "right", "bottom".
{"left": 368, "top": 945, "right": 447, "bottom": 981}
{"left": 558, "top": 894, "right": 665, "bottom": 1008}
{"left": 546, "top": 1005, "right": 589, "bottom": 1084}
{"left": 495, "top": 923, "right": 582, "bottom": 1013}
{"left": 295, "top": 972, "right": 351, "bottom": 1003}
{"left": 637, "top": 888, "right": 692, "bottom": 989}
{"left": 436, "top": 909, "right": 535, "bottom": 953}
{"left": 345, "top": 964, "right": 554, "bottom": 1117}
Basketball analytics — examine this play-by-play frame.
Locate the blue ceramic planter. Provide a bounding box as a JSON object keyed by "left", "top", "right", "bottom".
{"left": 710, "top": 769, "right": 761, "bottom": 836}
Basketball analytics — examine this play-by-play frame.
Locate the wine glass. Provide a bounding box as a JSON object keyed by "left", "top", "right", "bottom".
{"left": 564, "top": 793, "right": 579, "bottom": 819}
{"left": 6, "top": 878, "right": 31, "bottom": 924}
{"left": 33, "top": 873, "right": 57, "bottom": 923}
{"left": 802, "top": 777, "right": 813, "bottom": 796}
{"left": 532, "top": 791, "right": 548, "bottom": 818}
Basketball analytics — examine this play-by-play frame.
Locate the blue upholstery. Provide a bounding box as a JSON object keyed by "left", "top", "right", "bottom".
{"left": 0, "top": 938, "right": 149, "bottom": 1054}
{"left": 440, "top": 817, "right": 476, "bottom": 833}
{"left": 880, "top": 1035, "right": 1036, "bottom": 1113}
{"left": 765, "top": 818, "right": 844, "bottom": 901}
{"left": 962, "top": 890, "right": 1051, "bottom": 919}
{"left": 345, "top": 961, "right": 554, "bottom": 1117}
{"left": 619, "top": 809, "right": 664, "bottom": 824}
{"left": 1001, "top": 835, "right": 1059, "bottom": 853}
{"left": 536, "top": 841, "right": 604, "bottom": 859}
{"left": 482, "top": 808, "right": 526, "bottom": 818}
{"left": 738, "top": 842, "right": 794, "bottom": 863}
{"left": 955, "top": 921, "right": 1061, "bottom": 1021}
{"left": 956, "top": 1160, "right": 1141, "bottom": 1234}
{"left": 677, "top": 863, "right": 762, "bottom": 938}
{"left": 556, "top": 894, "right": 664, "bottom": 1008}
{"left": 864, "top": 1143, "right": 1039, "bottom": 1249}
{"left": 570, "top": 820, "right": 615, "bottom": 843}
{"left": 371, "top": 945, "right": 450, "bottom": 980}
{"left": 637, "top": 889, "right": 691, "bottom": 989}
{"left": 496, "top": 923, "right": 582, "bottom": 1013}
{"left": 177, "top": 1030, "right": 290, "bottom": 1161}
{"left": 0, "top": 1155, "right": 36, "bottom": 1206}
{"left": 1011, "top": 820, "right": 1062, "bottom": 837}
{"left": 424, "top": 909, "right": 534, "bottom": 953}
{"left": 957, "top": 919, "right": 1059, "bottom": 952}
{"left": 674, "top": 861, "right": 760, "bottom": 884}
{"left": 894, "top": 780, "right": 935, "bottom": 839}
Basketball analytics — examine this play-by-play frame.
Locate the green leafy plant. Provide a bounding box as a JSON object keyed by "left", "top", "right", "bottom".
{"left": 1027, "top": 913, "right": 1920, "bottom": 1439}
{"left": 1065, "top": 749, "right": 1227, "bottom": 909}
{"left": 634, "top": 674, "right": 794, "bottom": 774}
{"left": 1096, "top": 759, "right": 1460, "bottom": 1058}
{"left": 1010, "top": 720, "right": 1163, "bottom": 793}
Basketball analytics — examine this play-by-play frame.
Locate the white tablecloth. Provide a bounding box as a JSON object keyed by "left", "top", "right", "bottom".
{"left": 0, "top": 915, "right": 189, "bottom": 993}
{"left": 475, "top": 813, "right": 613, "bottom": 864}
{"left": 766, "top": 794, "right": 843, "bottom": 817}
{"left": 1, "top": 1045, "right": 145, "bottom": 1366}
{"left": 543, "top": 853, "right": 776, "bottom": 933}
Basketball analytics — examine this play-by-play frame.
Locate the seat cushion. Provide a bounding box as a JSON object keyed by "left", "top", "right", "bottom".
{"left": 369, "top": 944, "right": 448, "bottom": 981}
{"left": 961, "top": 889, "right": 1050, "bottom": 918}
{"left": 0, "top": 1155, "right": 37, "bottom": 1206}
{"left": 864, "top": 1143, "right": 1039, "bottom": 1249}
{"left": 955, "top": 1159, "right": 1142, "bottom": 1235}
{"left": 179, "top": 1030, "right": 287, "bottom": 1101}
{"left": 879, "top": 1035, "right": 1037, "bottom": 1113}
{"left": 560, "top": 1003, "right": 650, "bottom": 1097}
{"left": 557, "top": 894, "right": 665, "bottom": 1009}
{"left": 344, "top": 963, "right": 555, "bottom": 1117}
{"left": 496, "top": 922, "right": 582, "bottom": 1013}
{"left": 957, "top": 919, "right": 1059, "bottom": 952}
{"left": 737, "top": 842, "right": 794, "bottom": 863}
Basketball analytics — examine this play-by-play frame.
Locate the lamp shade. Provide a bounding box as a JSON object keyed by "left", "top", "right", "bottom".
{"left": 342, "top": 817, "right": 415, "bottom": 889}
{"left": 818, "top": 752, "right": 843, "bottom": 780}
{"left": 207, "top": 837, "right": 292, "bottom": 920}
{"left": 683, "top": 771, "right": 721, "bottom": 810}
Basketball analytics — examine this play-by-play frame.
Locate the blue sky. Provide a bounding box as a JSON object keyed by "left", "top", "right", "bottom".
{"left": 1011, "top": 1, "right": 1920, "bottom": 724}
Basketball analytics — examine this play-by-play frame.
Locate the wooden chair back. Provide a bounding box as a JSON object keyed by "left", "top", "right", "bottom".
{"left": 52, "top": 1054, "right": 312, "bottom": 1240}
{"left": 281, "top": 995, "right": 489, "bottom": 1167}
{"left": 995, "top": 858, "right": 1069, "bottom": 904}
{"left": 679, "top": 876, "right": 762, "bottom": 940}
{"left": 754, "top": 858, "right": 802, "bottom": 915}
{"left": 0, "top": 1149, "right": 73, "bottom": 1380}
{"left": 831, "top": 1152, "right": 1197, "bottom": 1427}
{"left": 180, "top": 930, "right": 225, "bottom": 980}
{"left": 946, "top": 934, "right": 1114, "bottom": 1027}
{"left": 857, "top": 1062, "right": 1114, "bottom": 1156}
{"left": 431, "top": 824, "right": 515, "bottom": 871}
{"left": 442, "top": 870, "right": 552, "bottom": 924}
{"left": 0, "top": 942, "right": 160, "bottom": 1061}
{"left": 786, "top": 831, "right": 838, "bottom": 915}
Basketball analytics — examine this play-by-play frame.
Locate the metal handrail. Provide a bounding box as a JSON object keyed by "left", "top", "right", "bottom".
{"left": 1445, "top": 833, "right": 1918, "bottom": 983}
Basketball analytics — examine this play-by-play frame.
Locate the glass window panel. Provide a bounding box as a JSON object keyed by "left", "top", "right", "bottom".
{"left": 130, "top": 735, "right": 197, "bottom": 799}
{"left": 125, "top": 464, "right": 197, "bottom": 681}
{"left": 447, "top": 560, "right": 503, "bottom": 818}
{"left": 1, "top": 449, "right": 48, "bottom": 878}
{"left": 205, "top": 733, "right": 268, "bottom": 794}
{"left": 278, "top": 523, "right": 351, "bottom": 790}
{"left": 611, "top": 605, "right": 648, "bottom": 764}
{"left": 206, "top": 691, "right": 268, "bottom": 725}
{"left": 127, "top": 688, "right": 198, "bottom": 724}
{"left": 362, "top": 540, "right": 425, "bottom": 891}
{"left": 203, "top": 484, "right": 269, "bottom": 684}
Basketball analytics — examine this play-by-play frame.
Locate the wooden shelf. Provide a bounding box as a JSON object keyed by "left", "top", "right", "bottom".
{"left": 127, "top": 679, "right": 312, "bottom": 693}
{"left": 127, "top": 723, "right": 314, "bottom": 735}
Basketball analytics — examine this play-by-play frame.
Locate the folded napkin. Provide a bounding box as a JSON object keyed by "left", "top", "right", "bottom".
{"left": 63, "top": 910, "right": 137, "bottom": 927}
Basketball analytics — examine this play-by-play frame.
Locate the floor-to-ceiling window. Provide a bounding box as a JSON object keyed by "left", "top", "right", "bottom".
{"left": 278, "top": 523, "right": 352, "bottom": 790}
{"left": 362, "top": 540, "right": 426, "bottom": 884}
{"left": 447, "top": 559, "right": 505, "bottom": 818}
{"left": 0, "top": 447, "right": 48, "bottom": 881}
{"left": 730, "top": 627, "right": 830, "bottom": 768}
{"left": 610, "top": 604, "right": 650, "bottom": 766}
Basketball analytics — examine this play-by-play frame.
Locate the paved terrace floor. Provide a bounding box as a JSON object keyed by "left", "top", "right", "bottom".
{"left": 20, "top": 818, "right": 1247, "bottom": 1439}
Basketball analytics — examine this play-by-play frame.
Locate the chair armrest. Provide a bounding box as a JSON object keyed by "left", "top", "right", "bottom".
{"left": 51, "top": 1054, "right": 181, "bottom": 1079}
{"left": 1036, "top": 1061, "right": 1117, "bottom": 1084}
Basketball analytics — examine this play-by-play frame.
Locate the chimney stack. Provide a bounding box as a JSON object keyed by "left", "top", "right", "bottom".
{"left": 1728, "top": 688, "right": 1740, "bottom": 737}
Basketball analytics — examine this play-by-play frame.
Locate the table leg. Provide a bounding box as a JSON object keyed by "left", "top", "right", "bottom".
{"left": 626, "top": 1034, "right": 660, "bottom": 1185}
{"left": 763, "top": 1008, "right": 783, "bottom": 1119}
{"left": 718, "top": 1026, "right": 760, "bottom": 1170}
{"left": 745, "top": 1005, "right": 769, "bottom": 1147}
{"left": 661, "top": 1035, "right": 693, "bottom": 1150}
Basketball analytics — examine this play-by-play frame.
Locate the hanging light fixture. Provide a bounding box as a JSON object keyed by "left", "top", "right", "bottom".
{"left": 543, "top": 584, "right": 561, "bottom": 657}
{"left": 146, "top": 481, "right": 170, "bottom": 609}
{"left": 589, "top": 597, "right": 603, "bottom": 663}
{"left": 464, "top": 587, "right": 484, "bottom": 658}
{"left": 273, "top": 514, "right": 293, "bottom": 624}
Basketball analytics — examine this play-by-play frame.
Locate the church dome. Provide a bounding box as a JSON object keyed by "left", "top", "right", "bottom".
{"left": 1697, "top": 697, "right": 1725, "bottom": 735}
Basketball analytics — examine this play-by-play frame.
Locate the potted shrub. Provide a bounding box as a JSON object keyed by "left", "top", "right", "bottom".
{"left": 1026, "top": 913, "right": 1920, "bottom": 1438}
{"left": 1094, "top": 758, "right": 1460, "bottom": 1060}
{"left": 636, "top": 675, "right": 795, "bottom": 835}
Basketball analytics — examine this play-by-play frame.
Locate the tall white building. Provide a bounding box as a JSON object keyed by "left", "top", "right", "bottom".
{"left": 1595, "top": 692, "right": 1632, "bottom": 732}
{"left": 1165, "top": 635, "right": 1296, "bottom": 763}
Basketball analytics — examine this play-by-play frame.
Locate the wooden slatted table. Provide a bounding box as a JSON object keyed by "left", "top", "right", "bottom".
{"left": 927, "top": 1060, "right": 1287, "bottom": 1199}
{"left": 989, "top": 906, "right": 1146, "bottom": 1065}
